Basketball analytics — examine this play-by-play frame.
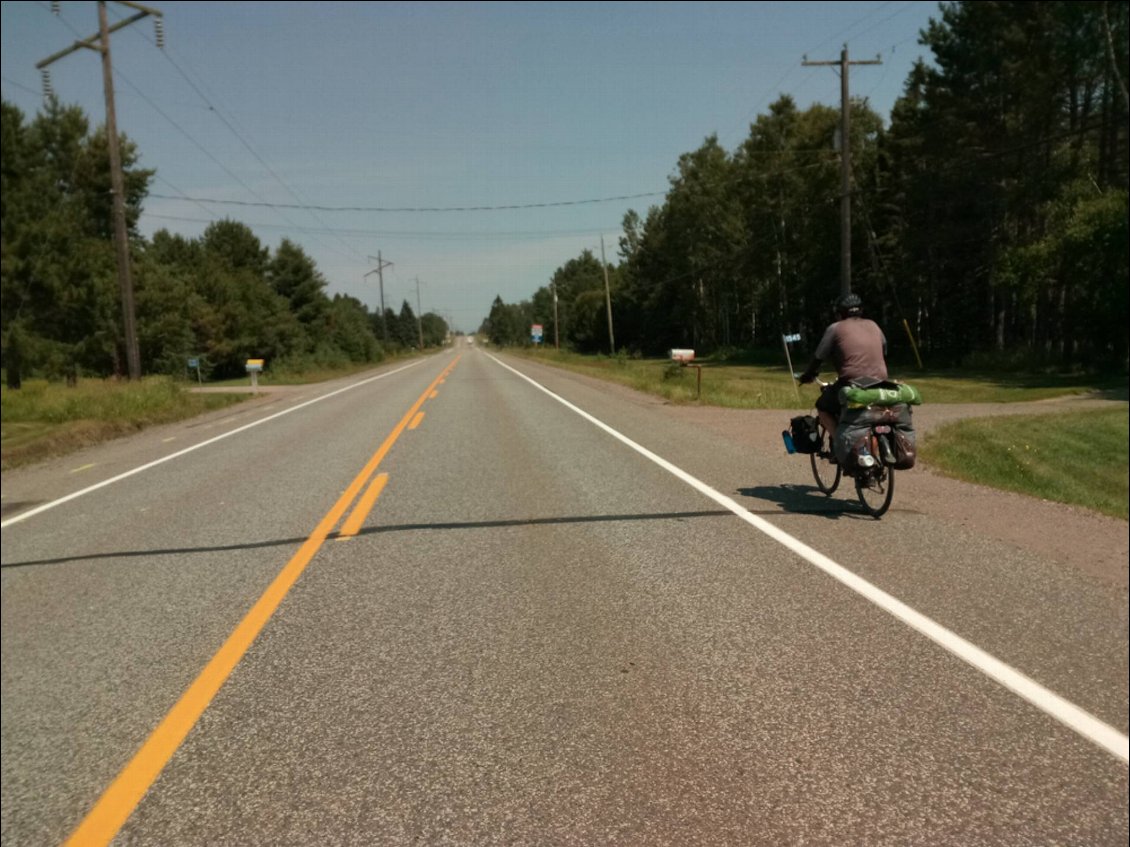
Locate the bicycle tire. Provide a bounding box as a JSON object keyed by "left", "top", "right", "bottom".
{"left": 810, "top": 420, "right": 842, "bottom": 495}
{"left": 855, "top": 463, "right": 895, "bottom": 517}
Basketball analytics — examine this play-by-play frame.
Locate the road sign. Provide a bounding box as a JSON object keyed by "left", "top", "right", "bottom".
{"left": 783, "top": 333, "right": 802, "bottom": 343}
{"left": 531, "top": 324, "right": 544, "bottom": 343}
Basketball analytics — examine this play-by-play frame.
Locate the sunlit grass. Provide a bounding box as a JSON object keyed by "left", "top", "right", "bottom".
{"left": 1, "top": 378, "right": 244, "bottom": 469}
{"left": 204, "top": 350, "right": 430, "bottom": 388}
{"left": 507, "top": 348, "right": 1119, "bottom": 409}
{"left": 920, "top": 408, "right": 1129, "bottom": 520}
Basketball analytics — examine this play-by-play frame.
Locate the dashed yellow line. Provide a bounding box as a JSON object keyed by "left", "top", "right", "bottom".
{"left": 338, "top": 473, "right": 389, "bottom": 538}
{"left": 408, "top": 411, "right": 425, "bottom": 430}
{"left": 63, "top": 354, "right": 461, "bottom": 847}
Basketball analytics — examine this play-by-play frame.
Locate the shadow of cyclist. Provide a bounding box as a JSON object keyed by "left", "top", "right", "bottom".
{"left": 736, "top": 484, "right": 859, "bottom": 519}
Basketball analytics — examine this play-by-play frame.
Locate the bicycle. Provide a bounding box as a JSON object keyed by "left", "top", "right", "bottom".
{"left": 804, "top": 378, "right": 898, "bottom": 519}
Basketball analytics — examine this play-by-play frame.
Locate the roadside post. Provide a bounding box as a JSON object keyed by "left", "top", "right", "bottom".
{"left": 669, "top": 349, "right": 702, "bottom": 400}
{"left": 902, "top": 319, "right": 924, "bottom": 369}
{"left": 782, "top": 333, "right": 802, "bottom": 402}
{"left": 245, "top": 358, "right": 264, "bottom": 393}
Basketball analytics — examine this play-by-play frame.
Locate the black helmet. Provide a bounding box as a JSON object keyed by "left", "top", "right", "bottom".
{"left": 836, "top": 293, "right": 863, "bottom": 317}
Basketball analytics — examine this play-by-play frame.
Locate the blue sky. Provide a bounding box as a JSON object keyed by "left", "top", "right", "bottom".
{"left": 2, "top": 1, "right": 943, "bottom": 332}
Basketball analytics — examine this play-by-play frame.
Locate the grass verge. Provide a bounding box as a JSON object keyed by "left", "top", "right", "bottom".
{"left": 203, "top": 351, "right": 433, "bottom": 389}
{"left": 920, "top": 408, "right": 1129, "bottom": 520}
{"left": 1, "top": 378, "right": 246, "bottom": 470}
{"left": 506, "top": 348, "right": 1122, "bottom": 408}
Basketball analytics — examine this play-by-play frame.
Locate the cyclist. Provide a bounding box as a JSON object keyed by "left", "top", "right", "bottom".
{"left": 797, "top": 293, "right": 888, "bottom": 441}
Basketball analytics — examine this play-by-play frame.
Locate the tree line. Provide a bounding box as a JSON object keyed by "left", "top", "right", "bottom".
{"left": 483, "top": 1, "right": 1128, "bottom": 370}
{"left": 1, "top": 100, "right": 449, "bottom": 386}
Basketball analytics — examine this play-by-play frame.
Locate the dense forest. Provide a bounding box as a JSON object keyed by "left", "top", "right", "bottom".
{"left": 483, "top": 1, "right": 1129, "bottom": 371}
{"left": 0, "top": 102, "right": 449, "bottom": 385}
{"left": 2, "top": 2, "right": 1127, "bottom": 384}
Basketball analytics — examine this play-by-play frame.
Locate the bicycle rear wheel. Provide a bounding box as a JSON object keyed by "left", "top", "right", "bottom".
{"left": 810, "top": 420, "right": 841, "bottom": 494}
{"left": 855, "top": 464, "right": 894, "bottom": 518}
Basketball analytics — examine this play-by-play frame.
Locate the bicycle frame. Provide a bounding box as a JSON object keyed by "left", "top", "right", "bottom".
{"left": 805, "top": 378, "right": 897, "bottom": 518}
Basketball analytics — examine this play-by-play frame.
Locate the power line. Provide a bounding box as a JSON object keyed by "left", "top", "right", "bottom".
{"left": 147, "top": 191, "right": 669, "bottom": 213}
{"left": 726, "top": 1, "right": 920, "bottom": 145}
{"left": 37, "top": 6, "right": 313, "bottom": 234}
{"left": 144, "top": 213, "right": 621, "bottom": 241}
{"left": 0, "top": 74, "right": 42, "bottom": 97}
{"left": 33, "top": 2, "right": 373, "bottom": 278}
{"left": 124, "top": 22, "right": 368, "bottom": 264}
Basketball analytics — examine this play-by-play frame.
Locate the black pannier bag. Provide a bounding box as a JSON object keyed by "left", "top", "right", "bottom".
{"left": 890, "top": 426, "right": 917, "bottom": 469}
{"left": 789, "top": 415, "right": 820, "bottom": 454}
{"left": 835, "top": 403, "right": 917, "bottom": 470}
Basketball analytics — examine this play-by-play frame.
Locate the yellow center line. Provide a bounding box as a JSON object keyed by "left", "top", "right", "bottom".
{"left": 64, "top": 354, "right": 461, "bottom": 847}
{"left": 408, "top": 411, "right": 425, "bottom": 430}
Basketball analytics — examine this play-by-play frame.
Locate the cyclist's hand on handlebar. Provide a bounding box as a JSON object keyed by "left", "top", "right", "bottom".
{"left": 796, "top": 371, "right": 815, "bottom": 385}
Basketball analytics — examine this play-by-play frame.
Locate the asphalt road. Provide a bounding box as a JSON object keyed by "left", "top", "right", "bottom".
{"left": 2, "top": 347, "right": 1127, "bottom": 846}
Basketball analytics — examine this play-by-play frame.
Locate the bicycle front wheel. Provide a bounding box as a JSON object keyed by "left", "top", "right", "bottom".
{"left": 856, "top": 464, "right": 895, "bottom": 518}
{"left": 810, "top": 420, "right": 842, "bottom": 495}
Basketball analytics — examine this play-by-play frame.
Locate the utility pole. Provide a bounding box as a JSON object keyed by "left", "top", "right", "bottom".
{"left": 367, "top": 252, "right": 394, "bottom": 342}
{"left": 413, "top": 277, "right": 424, "bottom": 349}
{"left": 600, "top": 235, "right": 615, "bottom": 355}
{"left": 37, "top": 1, "right": 165, "bottom": 381}
{"left": 803, "top": 44, "right": 881, "bottom": 298}
{"left": 552, "top": 279, "right": 560, "bottom": 350}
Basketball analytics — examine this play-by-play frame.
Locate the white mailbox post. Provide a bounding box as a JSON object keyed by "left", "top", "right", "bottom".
{"left": 245, "top": 358, "right": 264, "bottom": 393}
{"left": 668, "top": 348, "right": 695, "bottom": 363}
{"left": 668, "top": 349, "right": 701, "bottom": 399}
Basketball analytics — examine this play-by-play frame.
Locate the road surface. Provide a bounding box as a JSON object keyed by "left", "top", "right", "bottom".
{"left": 2, "top": 348, "right": 1126, "bottom": 845}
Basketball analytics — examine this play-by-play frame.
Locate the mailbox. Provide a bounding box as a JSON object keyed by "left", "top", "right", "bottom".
{"left": 669, "top": 348, "right": 695, "bottom": 363}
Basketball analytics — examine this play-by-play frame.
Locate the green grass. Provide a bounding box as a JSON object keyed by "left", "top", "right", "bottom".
{"left": 204, "top": 351, "right": 430, "bottom": 388}
{"left": 507, "top": 348, "right": 1121, "bottom": 409}
{"left": 1, "top": 378, "right": 246, "bottom": 470}
{"left": 920, "top": 409, "right": 1129, "bottom": 520}
{"left": 0, "top": 352, "right": 436, "bottom": 468}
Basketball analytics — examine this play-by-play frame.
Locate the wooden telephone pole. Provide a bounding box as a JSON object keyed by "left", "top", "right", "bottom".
{"left": 367, "top": 253, "right": 394, "bottom": 342}
{"left": 600, "top": 235, "right": 615, "bottom": 355}
{"left": 802, "top": 44, "right": 881, "bottom": 298}
{"left": 37, "top": 1, "right": 164, "bottom": 381}
{"left": 413, "top": 277, "right": 424, "bottom": 349}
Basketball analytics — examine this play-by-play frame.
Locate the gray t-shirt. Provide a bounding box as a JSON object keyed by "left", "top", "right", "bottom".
{"left": 813, "top": 317, "right": 888, "bottom": 381}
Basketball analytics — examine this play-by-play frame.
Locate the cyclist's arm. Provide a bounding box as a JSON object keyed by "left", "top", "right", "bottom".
{"left": 799, "top": 325, "right": 838, "bottom": 383}
{"left": 797, "top": 358, "right": 822, "bottom": 384}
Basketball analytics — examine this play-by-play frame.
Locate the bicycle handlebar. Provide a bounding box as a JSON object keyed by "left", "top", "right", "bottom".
{"left": 793, "top": 373, "right": 831, "bottom": 388}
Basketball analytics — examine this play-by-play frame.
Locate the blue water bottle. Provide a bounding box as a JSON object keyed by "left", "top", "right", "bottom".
{"left": 781, "top": 430, "right": 796, "bottom": 454}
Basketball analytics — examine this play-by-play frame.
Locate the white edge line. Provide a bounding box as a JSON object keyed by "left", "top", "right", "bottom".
{"left": 488, "top": 353, "right": 1130, "bottom": 765}
{"left": 0, "top": 360, "right": 428, "bottom": 529}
